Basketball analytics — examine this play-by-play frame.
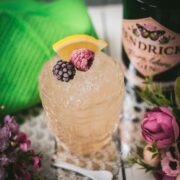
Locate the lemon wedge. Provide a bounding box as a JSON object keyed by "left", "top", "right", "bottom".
{"left": 52, "top": 34, "right": 108, "bottom": 60}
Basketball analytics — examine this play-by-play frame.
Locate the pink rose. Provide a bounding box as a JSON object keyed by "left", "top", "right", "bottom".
{"left": 141, "top": 107, "right": 179, "bottom": 149}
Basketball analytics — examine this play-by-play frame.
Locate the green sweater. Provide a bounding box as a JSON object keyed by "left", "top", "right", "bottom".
{"left": 0, "top": 0, "right": 97, "bottom": 116}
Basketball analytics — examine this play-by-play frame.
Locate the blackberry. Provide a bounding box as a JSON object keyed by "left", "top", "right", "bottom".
{"left": 52, "top": 60, "right": 76, "bottom": 82}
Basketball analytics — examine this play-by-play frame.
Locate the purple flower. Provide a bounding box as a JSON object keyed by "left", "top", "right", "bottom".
{"left": 33, "top": 156, "right": 41, "bottom": 170}
{"left": 0, "top": 155, "right": 9, "bottom": 166}
{"left": 16, "top": 132, "right": 31, "bottom": 152}
{"left": 4, "top": 115, "right": 19, "bottom": 136}
{"left": 0, "top": 127, "right": 10, "bottom": 152}
{"left": 141, "top": 107, "right": 179, "bottom": 149}
{"left": 8, "top": 151, "right": 18, "bottom": 163}
{"left": 0, "top": 115, "right": 41, "bottom": 180}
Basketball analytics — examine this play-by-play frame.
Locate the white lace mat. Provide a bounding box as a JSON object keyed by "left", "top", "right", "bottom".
{"left": 19, "top": 106, "right": 122, "bottom": 180}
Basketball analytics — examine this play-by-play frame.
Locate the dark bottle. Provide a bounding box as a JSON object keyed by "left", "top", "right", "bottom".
{"left": 120, "top": 0, "right": 180, "bottom": 159}
{"left": 122, "top": 0, "right": 180, "bottom": 87}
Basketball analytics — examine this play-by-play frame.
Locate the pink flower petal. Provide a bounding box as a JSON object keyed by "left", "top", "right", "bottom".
{"left": 33, "top": 156, "right": 41, "bottom": 170}
{"left": 20, "top": 143, "right": 28, "bottom": 152}
{"left": 161, "top": 152, "right": 180, "bottom": 177}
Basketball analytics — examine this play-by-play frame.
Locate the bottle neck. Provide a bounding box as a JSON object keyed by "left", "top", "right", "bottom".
{"left": 123, "top": 0, "right": 180, "bottom": 33}
{"left": 136, "top": 0, "right": 180, "bottom": 10}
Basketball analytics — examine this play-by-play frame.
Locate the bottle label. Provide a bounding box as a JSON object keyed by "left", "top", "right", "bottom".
{"left": 122, "top": 17, "right": 180, "bottom": 76}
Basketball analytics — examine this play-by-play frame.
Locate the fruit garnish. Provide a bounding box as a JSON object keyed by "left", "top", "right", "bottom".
{"left": 70, "top": 48, "right": 94, "bottom": 72}
{"left": 52, "top": 34, "right": 107, "bottom": 61}
{"left": 52, "top": 60, "right": 76, "bottom": 82}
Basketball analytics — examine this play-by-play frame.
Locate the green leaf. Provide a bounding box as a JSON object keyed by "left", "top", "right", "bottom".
{"left": 143, "top": 76, "right": 153, "bottom": 85}
{"left": 147, "top": 147, "right": 154, "bottom": 152}
{"left": 138, "top": 159, "right": 155, "bottom": 172}
{"left": 128, "top": 157, "right": 137, "bottom": 164}
{"left": 138, "top": 84, "right": 171, "bottom": 107}
{"left": 175, "top": 77, "right": 180, "bottom": 108}
{"left": 139, "top": 77, "right": 168, "bottom": 106}
{"left": 136, "top": 146, "right": 144, "bottom": 158}
{"left": 172, "top": 108, "right": 180, "bottom": 125}
{"left": 178, "top": 141, "right": 180, "bottom": 153}
{"left": 128, "top": 155, "right": 155, "bottom": 172}
{"left": 152, "top": 152, "right": 159, "bottom": 159}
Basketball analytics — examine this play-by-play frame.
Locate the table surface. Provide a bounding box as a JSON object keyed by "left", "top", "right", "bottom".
{"left": 88, "top": 4, "right": 154, "bottom": 180}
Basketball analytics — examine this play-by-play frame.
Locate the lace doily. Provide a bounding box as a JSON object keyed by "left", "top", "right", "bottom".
{"left": 19, "top": 106, "right": 122, "bottom": 179}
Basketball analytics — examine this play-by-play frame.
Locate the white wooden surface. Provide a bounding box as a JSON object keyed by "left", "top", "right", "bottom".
{"left": 88, "top": 5, "right": 154, "bottom": 180}
{"left": 88, "top": 5, "right": 122, "bottom": 61}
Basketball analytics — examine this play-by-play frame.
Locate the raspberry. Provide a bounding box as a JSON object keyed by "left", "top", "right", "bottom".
{"left": 70, "top": 48, "right": 94, "bottom": 71}
{"left": 52, "top": 60, "right": 76, "bottom": 82}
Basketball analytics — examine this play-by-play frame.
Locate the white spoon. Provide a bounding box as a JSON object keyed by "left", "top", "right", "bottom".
{"left": 53, "top": 161, "right": 113, "bottom": 180}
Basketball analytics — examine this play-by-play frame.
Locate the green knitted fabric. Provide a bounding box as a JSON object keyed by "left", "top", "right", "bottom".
{"left": 0, "top": 0, "right": 97, "bottom": 116}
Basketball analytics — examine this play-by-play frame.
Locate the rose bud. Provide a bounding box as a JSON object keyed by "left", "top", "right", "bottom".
{"left": 143, "top": 144, "right": 160, "bottom": 167}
